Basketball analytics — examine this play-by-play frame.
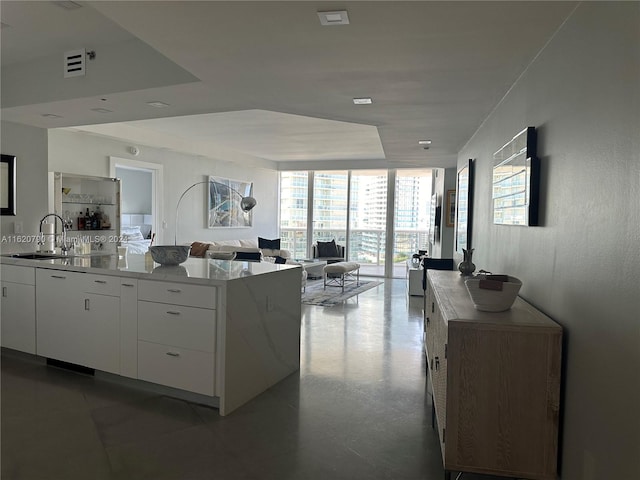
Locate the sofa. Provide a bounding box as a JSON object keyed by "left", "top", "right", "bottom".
{"left": 189, "top": 238, "right": 292, "bottom": 262}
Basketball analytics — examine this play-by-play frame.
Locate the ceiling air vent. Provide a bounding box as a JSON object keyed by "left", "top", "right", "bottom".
{"left": 64, "top": 49, "right": 85, "bottom": 78}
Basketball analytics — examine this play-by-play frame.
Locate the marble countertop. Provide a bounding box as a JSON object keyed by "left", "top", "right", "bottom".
{"left": 1, "top": 253, "right": 299, "bottom": 286}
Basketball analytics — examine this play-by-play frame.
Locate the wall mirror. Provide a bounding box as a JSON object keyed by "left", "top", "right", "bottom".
{"left": 492, "top": 127, "right": 539, "bottom": 226}
{"left": 1, "top": 154, "right": 17, "bottom": 216}
{"left": 455, "top": 159, "right": 474, "bottom": 253}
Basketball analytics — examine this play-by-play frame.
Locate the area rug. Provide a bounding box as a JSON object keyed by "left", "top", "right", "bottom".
{"left": 302, "top": 280, "right": 383, "bottom": 306}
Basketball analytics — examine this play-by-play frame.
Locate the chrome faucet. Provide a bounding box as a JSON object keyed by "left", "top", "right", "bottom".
{"left": 39, "top": 213, "right": 71, "bottom": 255}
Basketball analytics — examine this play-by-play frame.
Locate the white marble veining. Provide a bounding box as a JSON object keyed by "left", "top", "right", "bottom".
{"left": 1, "top": 253, "right": 300, "bottom": 286}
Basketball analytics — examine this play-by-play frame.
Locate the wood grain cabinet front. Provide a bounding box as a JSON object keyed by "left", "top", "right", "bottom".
{"left": 425, "top": 270, "right": 562, "bottom": 480}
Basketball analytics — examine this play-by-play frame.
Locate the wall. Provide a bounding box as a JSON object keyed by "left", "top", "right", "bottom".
{"left": 48, "top": 129, "right": 279, "bottom": 246}
{"left": 457, "top": 3, "right": 639, "bottom": 479}
{"left": 116, "top": 167, "right": 152, "bottom": 214}
{"left": 0, "top": 121, "right": 49, "bottom": 253}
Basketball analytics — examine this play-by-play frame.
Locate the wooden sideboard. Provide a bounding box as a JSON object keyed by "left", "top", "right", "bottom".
{"left": 424, "top": 270, "right": 562, "bottom": 480}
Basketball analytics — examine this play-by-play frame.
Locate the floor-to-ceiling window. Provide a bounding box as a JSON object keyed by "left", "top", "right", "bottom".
{"left": 279, "top": 169, "right": 431, "bottom": 277}
{"left": 392, "top": 169, "right": 431, "bottom": 277}
{"left": 279, "top": 172, "right": 308, "bottom": 259}
{"left": 312, "top": 171, "right": 348, "bottom": 246}
{"left": 349, "top": 170, "right": 388, "bottom": 276}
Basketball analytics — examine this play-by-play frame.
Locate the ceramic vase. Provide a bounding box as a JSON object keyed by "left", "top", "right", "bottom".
{"left": 458, "top": 248, "right": 476, "bottom": 276}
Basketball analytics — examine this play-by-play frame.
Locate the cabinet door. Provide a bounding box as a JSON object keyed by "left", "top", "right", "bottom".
{"left": 36, "top": 269, "right": 84, "bottom": 363}
{"left": 120, "top": 279, "right": 138, "bottom": 379}
{"left": 1, "top": 281, "right": 36, "bottom": 353}
{"left": 81, "top": 293, "right": 120, "bottom": 374}
{"left": 431, "top": 297, "right": 448, "bottom": 450}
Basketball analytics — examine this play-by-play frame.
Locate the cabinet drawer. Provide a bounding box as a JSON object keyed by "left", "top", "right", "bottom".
{"left": 138, "top": 301, "right": 215, "bottom": 352}
{"left": 138, "top": 280, "right": 216, "bottom": 309}
{"left": 138, "top": 340, "right": 214, "bottom": 396}
{"left": 0, "top": 265, "right": 35, "bottom": 285}
{"left": 84, "top": 274, "right": 121, "bottom": 296}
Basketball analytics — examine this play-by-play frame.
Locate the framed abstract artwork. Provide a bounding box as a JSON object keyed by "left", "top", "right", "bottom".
{"left": 208, "top": 176, "right": 253, "bottom": 228}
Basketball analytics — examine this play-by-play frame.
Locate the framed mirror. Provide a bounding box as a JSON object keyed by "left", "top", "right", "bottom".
{"left": 1, "top": 154, "right": 17, "bottom": 216}
{"left": 492, "top": 127, "right": 539, "bottom": 226}
{"left": 455, "top": 159, "right": 474, "bottom": 253}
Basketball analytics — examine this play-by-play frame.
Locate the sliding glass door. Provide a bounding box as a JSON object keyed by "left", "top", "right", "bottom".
{"left": 279, "top": 172, "right": 308, "bottom": 259}
{"left": 348, "top": 170, "right": 388, "bottom": 276}
{"left": 279, "top": 168, "right": 431, "bottom": 276}
{"left": 392, "top": 169, "right": 431, "bottom": 277}
{"left": 312, "top": 171, "right": 348, "bottom": 248}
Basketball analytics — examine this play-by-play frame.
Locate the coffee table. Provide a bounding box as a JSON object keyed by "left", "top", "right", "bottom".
{"left": 296, "top": 259, "right": 327, "bottom": 280}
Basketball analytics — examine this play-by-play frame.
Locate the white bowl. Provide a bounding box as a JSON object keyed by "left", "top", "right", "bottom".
{"left": 149, "top": 245, "right": 191, "bottom": 265}
{"left": 465, "top": 275, "right": 522, "bottom": 312}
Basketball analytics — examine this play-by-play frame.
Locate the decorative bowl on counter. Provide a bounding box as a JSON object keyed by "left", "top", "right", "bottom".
{"left": 149, "top": 245, "right": 191, "bottom": 265}
{"left": 465, "top": 274, "right": 522, "bottom": 312}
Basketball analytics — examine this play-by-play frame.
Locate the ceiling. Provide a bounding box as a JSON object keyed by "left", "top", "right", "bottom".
{"left": 0, "top": 1, "right": 577, "bottom": 169}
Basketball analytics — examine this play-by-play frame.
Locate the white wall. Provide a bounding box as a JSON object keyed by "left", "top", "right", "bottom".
{"left": 48, "top": 129, "right": 279, "bottom": 246}
{"left": 0, "top": 121, "right": 49, "bottom": 253}
{"left": 457, "top": 3, "right": 639, "bottom": 479}
{"left": 116, "top": 167, "right": 152, "bottom": 214}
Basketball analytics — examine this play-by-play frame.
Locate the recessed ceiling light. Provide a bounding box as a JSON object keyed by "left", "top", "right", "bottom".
{"left": 41, "top": 113, "right": 62, "bottom": 118}
{"left": 318, "top": 10, "right": 350, "bottom": 26}
{"left": 147, "top": 101, "right": 170, "bottom": 108}
{"left": 353, "top": 97, "right": 373, "bottom": 105}
{"left": 90, "top": 108, "right": 113, "bottom": 114}
{"left": 418, "top": 140, "right": 432, "bottom": 149}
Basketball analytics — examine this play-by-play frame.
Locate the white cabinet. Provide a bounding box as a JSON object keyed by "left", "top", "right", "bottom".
{"left": 137, "top": 280, "right": 216, "bottom": 396}
{"left": 425, "top": 270, "right": 562, "bottom": 480}
{"left": 1, "top": 265, "right": 36, "bottom": 353}
{"left": 406, "top": 260, "right": 424, "bottom": 296}
{"left": 120, "top": 279, "right": 138, "bottom": 379}
{"left": 36, "top": 269, "right": 120, "bottom": 374}
{"left": 49, "top": 171, "right": 121, "bottom": 254}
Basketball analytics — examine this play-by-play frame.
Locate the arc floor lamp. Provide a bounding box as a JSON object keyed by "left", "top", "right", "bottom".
{"left": 174, "top": 179, "right": 257, "bottom": 245}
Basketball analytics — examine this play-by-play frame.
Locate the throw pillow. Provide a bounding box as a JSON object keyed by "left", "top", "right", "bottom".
{"left": 190, "top": 241, "right": 210, "bottom": 258}
{"left": 317, "top": 240, "right": 339, "bottom": 258}
{"left": 274, "top": 256, "right": 287, "bottom": 264}
{"left": 258, "top": 237, "right": 281, "bottom": 250}
{"left": 235, "top": 251, "right": 262, "bottom": 262}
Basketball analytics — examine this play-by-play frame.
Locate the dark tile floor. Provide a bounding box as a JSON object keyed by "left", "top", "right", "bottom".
{"left": 1, "top": 278, "right": 502, "bottom": 480}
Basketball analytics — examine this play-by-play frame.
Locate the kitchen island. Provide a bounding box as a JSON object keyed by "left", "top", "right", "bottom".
{"left": 0, "top": 254, "right": 302, "bottom": 415}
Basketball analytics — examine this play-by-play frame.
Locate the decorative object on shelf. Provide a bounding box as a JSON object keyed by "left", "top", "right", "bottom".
{"left": 1, "top": 154, "right": 17, "bottom": 216}
{"left": 455, "top": 159, "right": 474, "bottom": 253}
{"left": 174, "top": 178, "right": 257, "bottom": 244}
{"left": 208, "top": 176, "right": 255, "bottom": 228}
{"left": 465, "top": 274, "right": 522, "bottom": 311}
{"left": 492, "top": 126, "right": 540, "bottom": 226}
{"left": 149, "top": 245, "right": 191, "bottom": 265}
{"left": 457, "top": 247, "right": 476, "bottom": 276}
